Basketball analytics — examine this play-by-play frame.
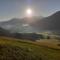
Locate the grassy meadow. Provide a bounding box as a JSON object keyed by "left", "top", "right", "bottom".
{"left": 0, "top": 37, "right": 60, "bottom": 60}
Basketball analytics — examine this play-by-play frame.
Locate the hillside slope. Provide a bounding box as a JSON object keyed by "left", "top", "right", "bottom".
{"left": 0, "top": 37, "right": 60, "bottom": 60}
{"left": 33, "top": 11, "right": 60, "bottom": 32}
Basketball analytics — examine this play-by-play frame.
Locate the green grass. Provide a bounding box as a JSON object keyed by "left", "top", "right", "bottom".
{"left": 0, "top": 37, "right": 60, "bottom": 60}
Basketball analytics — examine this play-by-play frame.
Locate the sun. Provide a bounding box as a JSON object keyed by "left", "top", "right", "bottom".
{"left": 27, "top": 9, "right": 32, "bottom": 15}
{"left": 26, "top": 8, "right": 32, "bottom": 17}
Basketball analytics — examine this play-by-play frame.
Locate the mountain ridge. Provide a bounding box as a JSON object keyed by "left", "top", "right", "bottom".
{"left": 0, "top": 11, "right": 60, "bottom": 33}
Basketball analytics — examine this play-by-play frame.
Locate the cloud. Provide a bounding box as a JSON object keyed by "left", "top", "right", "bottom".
{"left": 22, "top": 24, "right": 29, "bottom": 27}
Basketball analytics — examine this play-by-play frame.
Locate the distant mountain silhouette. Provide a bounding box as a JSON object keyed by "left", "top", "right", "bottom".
{"left": 0, "top": 16, "right": 43, "bottom": 33}
{"left": 0, "top": 11, "right": 60, "bottom": 33}
{"left": 0, "top": 11, "right": 60, "bottom": 40}
{"left": 31, "top": 11, "right": 60, "bottom": 32}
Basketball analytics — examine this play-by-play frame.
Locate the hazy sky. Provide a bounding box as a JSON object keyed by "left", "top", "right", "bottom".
{"left": 0, "top": 0, "right": 60, "bottom": 21}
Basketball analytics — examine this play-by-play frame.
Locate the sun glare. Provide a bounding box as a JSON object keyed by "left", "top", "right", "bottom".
{"left": 26, "top": 8, "right": 32, "bottom": 17}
